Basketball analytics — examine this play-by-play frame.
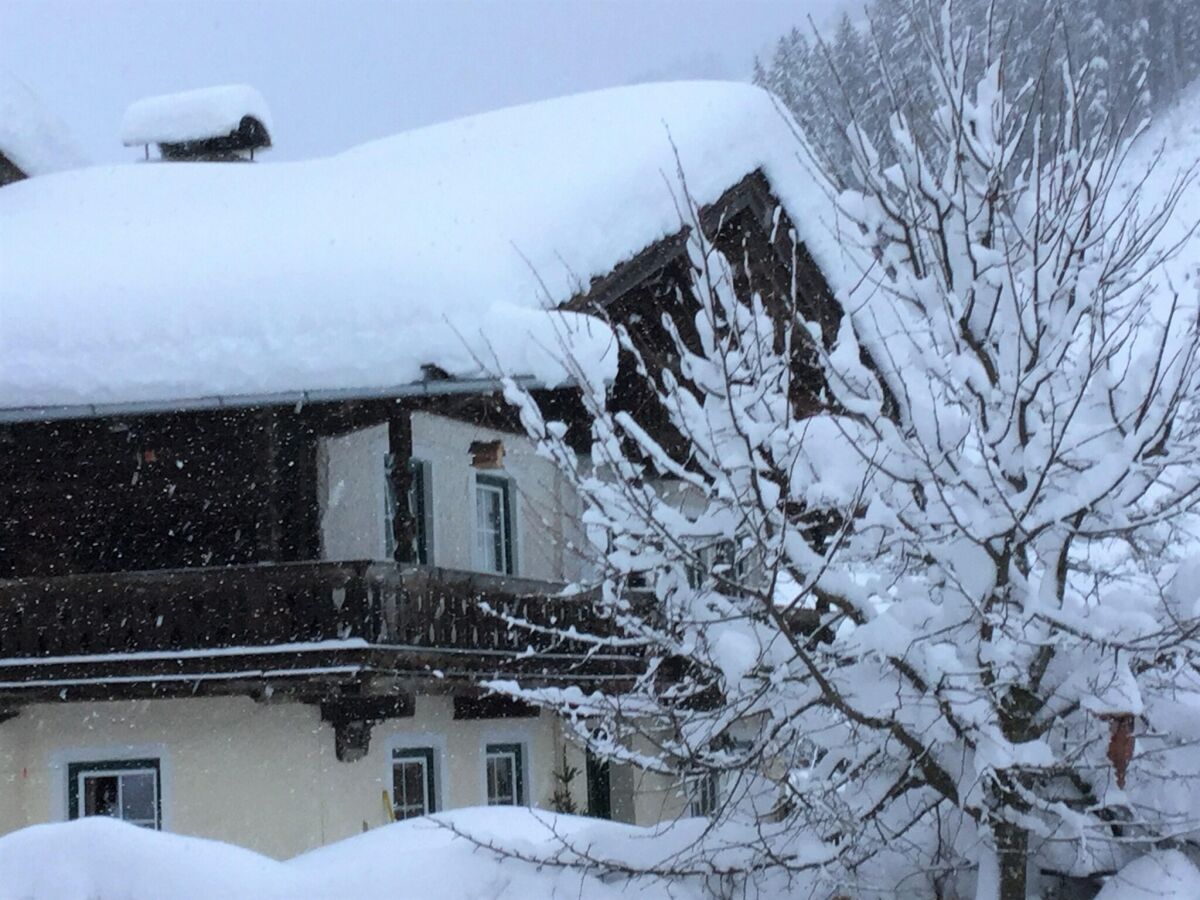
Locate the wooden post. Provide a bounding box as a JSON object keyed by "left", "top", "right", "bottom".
{"left": 256, "top": 409, "right": 283, "bottom": 562}
{"left": 388, "top": 412, "right": 417, "bottom": 564}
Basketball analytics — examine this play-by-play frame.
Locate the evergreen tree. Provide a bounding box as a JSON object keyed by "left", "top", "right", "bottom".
{"left": 754, "top": 0, "right": 1196, "bottom": 185}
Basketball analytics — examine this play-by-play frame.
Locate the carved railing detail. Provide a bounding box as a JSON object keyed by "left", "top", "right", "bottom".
{"left": 0, "top": 561, "right": 607, "bottom": 660}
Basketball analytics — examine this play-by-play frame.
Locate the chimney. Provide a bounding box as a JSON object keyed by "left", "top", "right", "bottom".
{"left": 120, "top": 84, "right": 273, "bottom": 162}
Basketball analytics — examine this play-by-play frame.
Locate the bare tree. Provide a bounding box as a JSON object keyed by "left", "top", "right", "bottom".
{"left": 494, "top": 3, "right": 1200, "bottom": 897}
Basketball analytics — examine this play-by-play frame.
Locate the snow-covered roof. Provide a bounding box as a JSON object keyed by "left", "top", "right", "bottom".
{"left": 0, "top": 69, "right": 87, "bottom": 177}
{"left": 120, "top": 84, "right": 273, "bottom": 147}
{"left": 0, "top": 82, "right": 839, "bottom": 417}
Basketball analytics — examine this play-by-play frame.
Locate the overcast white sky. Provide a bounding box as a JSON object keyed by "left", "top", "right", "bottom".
{"left": 2, "top": 0, "right": 853, "bottom": 163}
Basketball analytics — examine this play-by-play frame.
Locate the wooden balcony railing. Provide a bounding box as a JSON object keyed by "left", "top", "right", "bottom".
{"left": 0, "top": 561, "right": 609, "bottom": 661}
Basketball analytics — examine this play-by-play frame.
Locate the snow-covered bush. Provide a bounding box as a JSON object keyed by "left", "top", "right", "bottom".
{"left": 496, "top": 4, "right": 1200, "bottom": 898}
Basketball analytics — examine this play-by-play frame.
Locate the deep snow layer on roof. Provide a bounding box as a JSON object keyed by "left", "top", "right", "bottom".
{"left": 121, "top": 84, "right": 274, "bottom": 146}
{"left": 0, "top": 81, "right": 841, "bottom": 415}
{"left": 0, "top": 69, "right": 87, "bottom": 177}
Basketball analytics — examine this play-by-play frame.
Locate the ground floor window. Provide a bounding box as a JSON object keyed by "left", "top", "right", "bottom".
{"left": 686, "top": 771, "right": 719, "bottom": 818}
{"left": 485, "top": 742, "right": 525, "bottom": 806}
{"left": 392, "top": 747, "right": 437, "bottom": 820}
{"left": 68, "top": 758, "right": 161, "bottom": 829}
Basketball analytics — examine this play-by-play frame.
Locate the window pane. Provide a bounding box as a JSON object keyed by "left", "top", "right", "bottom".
{"left": 120, "top": 772, "right": 157, "bottom": 823}
{"left": 403, "top": 762, "right": 424, "bottom": 803}
{"left": 688, "top": 772, "right": 719, "bottom": 817}
{"left": 486, "top": 756, "right": 513, "bottom": 805}
{"left": 492, "top": 508, "right": 506, "bottom": 573}
{"left": 485, "top": 745, "right": 522, "bottom": 805}
{"left": 71, "top": 760, "right": 161, "bottom": 829}
{"left": 83, "top": 775, "right": 119, "bottom": 817}
{"left": 392, "top": 751, "right": 433, "bottom": 820}
{"left": 393, "top": 761, "right": 422, "bottom": 819}
{"left": 476, "top": 485, "right": 502, "bottom": 573}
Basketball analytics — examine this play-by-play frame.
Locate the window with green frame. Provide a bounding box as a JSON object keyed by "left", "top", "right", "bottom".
{"left": 474, "top": 475, "right": 514, "bottom": 575}
{"left": 392, "top": 747, "right": 436, "bottom": 820}
{"left": 484, "top": 742, "right": 525, "bottom": 805}
{"left": 68, "top": 758, "right": 161, "bottom": 829}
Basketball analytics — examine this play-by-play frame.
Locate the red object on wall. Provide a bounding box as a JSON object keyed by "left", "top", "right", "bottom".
{"left": 1102, "top": 713, "right": 1136, "bottom": 789}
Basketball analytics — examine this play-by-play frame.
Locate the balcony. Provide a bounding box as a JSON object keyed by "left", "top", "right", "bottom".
{"left": 0, "top": 561, "right": 633, "bottom": 704}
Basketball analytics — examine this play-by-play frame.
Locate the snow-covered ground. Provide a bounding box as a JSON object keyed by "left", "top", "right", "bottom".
{"left": 0, "top": 808, "right": 705, "bottom": 900}
{"left": 4, "top": 808, "right": 1197, "bottom": 899}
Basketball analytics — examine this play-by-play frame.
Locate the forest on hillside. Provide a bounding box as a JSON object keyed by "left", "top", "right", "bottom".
{"left": 756, "top": 0, "right": 1200, "bottom": 182}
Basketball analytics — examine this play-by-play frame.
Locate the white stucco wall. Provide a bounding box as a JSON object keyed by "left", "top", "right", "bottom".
{"left": 0, "top": 694, "right": 590, "bottom": 859}
{"left": 314, "top": 412, "right": 591, "bottom": 584}
{"left": 409, "top": 411, "right": 590, "bottom": 582}
{"left": 317, "top": 422, "right": 390, "bottom": 561}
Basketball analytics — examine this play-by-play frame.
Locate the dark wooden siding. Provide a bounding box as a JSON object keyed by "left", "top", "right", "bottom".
{"left": 0, "top": 390, "right": 583, "bottom": 580}
{"left": 0, "top": 410, "right": 277, "bottom": 577}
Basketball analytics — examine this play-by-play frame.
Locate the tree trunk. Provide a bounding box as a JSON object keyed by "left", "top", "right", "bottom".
{"left": 994, "top": 819, "right": 1029, "bottom": 900}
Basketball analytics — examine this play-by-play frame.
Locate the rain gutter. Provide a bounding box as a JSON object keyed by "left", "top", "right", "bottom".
{"left": 0, "top": 375, "right": 547, "bottom": 423}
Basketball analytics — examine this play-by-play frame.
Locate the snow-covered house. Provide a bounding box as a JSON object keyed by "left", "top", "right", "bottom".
{"left": 121, "top": 84, "right": 273, "bottom": 162}
{"left": 0, "top": 69, "right": 86, "bottom": 186}
{"left": 0, "top": 82, "right": 839, "bottom": 857}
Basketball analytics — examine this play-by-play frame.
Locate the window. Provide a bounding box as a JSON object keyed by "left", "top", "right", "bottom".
{"left": 392, "top": 747, "right": 436, "bottom": 820}
{"left": 686, "top": 771, "right": 719, "bottom": 818}
{"left": 485, "top": 742, "right": 525, "bottom": 805}
{"left": 585, "top": 749, "right": 612, "bottom": 819}
{"left": 385, "top": 456, "right": 432, "bottom": 564}
{"left": 686, "top": 540, "right": 748, "bottom": 591}
{"left": 68, "top": 758, "right": 161, "bottom": 829}
{"left": 475, "top": 476, "right": 514, "bottom": 575}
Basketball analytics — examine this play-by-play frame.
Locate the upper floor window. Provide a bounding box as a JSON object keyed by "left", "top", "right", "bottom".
{"left": 687, "top": 540, "right": 748, "bottom": 591}
{"left": 68, "top": 758, "right": 161, "bottom": 829}
{"left": 475, "top": 475, "right": 514, "bottom": 575}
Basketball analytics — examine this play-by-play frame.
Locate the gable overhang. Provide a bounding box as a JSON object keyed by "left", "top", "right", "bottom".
{"left": 0, "top": 169, "right": 814, "bottom": 426}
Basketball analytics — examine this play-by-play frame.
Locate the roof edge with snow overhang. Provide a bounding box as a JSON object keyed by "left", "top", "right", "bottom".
{"left": 1, "top": 81, "right": 850, "bottom": 418}
{"left": 0, "top": 375, "right": 547, "bottom": 424}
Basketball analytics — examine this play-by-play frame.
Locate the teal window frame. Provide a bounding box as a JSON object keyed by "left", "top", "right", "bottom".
{"left": 392, "top": 746, "right": 437, "bottom": 819}
{"left": 67, "top": 758, "right": 162, "bottom": 829}
{"left": 474, "top": 475, "right": 514, "bottom": 575}
{"left": 484, "top": 742, "right": 525, "bottom": 805}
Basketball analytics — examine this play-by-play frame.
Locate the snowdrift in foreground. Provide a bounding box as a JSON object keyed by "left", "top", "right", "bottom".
{"left": 0, "top": 809, "right": 703, "bottom": 900}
